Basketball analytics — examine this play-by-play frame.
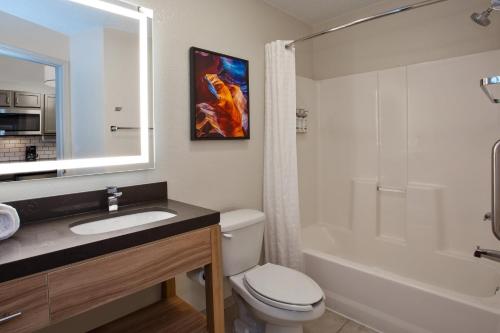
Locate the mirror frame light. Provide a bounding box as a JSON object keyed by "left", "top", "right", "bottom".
{"left": 0, "top": 0, "right": 153, "bottom": 176}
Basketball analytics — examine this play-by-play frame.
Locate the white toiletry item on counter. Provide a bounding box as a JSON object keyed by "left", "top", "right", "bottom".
{"left": 0, "top": 204, "right": 20, "bottom": 241}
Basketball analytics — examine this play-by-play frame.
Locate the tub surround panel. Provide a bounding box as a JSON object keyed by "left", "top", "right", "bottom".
{"left": 407, "top": 49, "right": 500, "bottom": 251}
{"left": 0, "top": 182, "right": 220, "bottom": 283}
{"left": 351, "top": 179, "right": 377, "bottom": 239}
{"left": 318, "top": 72, "right": 378, "bottom": 231}
{"left": 377, "top": 67, "right": 408, "bottom": 189}
{"left": 377, "top": 67, "right": 407, "bottom": 242}
{"left": 296, "top": 76, "right": 319, "bottom": 227}
{"left": 313, "top": 49, "right": 500, "bottom": 256}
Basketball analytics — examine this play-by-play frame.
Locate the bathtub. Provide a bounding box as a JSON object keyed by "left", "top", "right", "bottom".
{"left": 302, "top": 225, "right": 500, "bottom": 333}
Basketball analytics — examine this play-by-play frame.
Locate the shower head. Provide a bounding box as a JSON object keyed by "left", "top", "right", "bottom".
{"left": 471, "top": 7, "right": 494, "bottom": 26}
{"left": 471, "top": 0, "right": 500, "bottom": 26}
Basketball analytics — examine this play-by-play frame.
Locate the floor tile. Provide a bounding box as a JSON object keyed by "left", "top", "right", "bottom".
{"left": 224, "top": 303, "right": 238, "bottom": 333}
{"left": 303, "top": 310, "right": 349, "bottom": 333}
{"left": 225, "top": 304, "right": 377, "bottom": 333}
{"left": 339, "top": 320, "right": 378, "bottom": 333}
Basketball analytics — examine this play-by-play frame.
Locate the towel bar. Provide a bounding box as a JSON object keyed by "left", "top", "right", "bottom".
{"left": 110, "top": 126, "right": 154, "bottom": 132}
{"left": 377, "top": 185, "right": 406, "bottom": 194}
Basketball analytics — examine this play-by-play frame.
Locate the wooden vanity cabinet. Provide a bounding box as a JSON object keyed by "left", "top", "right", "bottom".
{"left": 49, "top": 227, "right": 213, "bottom": 322}
{"left": 0, "top": 225, "right": 224, "bottom": 333}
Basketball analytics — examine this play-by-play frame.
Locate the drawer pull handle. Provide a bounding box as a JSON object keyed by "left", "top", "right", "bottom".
{"left": 0, "top": 311, "right": 22, "bottom": 324}
{"left": 222, "top": 233, "right": 233, "bottom": 239}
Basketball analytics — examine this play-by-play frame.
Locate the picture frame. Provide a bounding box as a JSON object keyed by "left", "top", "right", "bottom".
{"left": 190, "top": 47, "right": 250, "bottom": 140}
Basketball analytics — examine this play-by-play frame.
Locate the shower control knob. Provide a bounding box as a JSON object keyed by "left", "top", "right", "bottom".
{"left": 484, "top": 212, "right": 492, "bottom": 222}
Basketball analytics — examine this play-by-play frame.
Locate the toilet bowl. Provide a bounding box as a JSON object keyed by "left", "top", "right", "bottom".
{"left": 220, "top": 209, "right": 325, "bottom": 333}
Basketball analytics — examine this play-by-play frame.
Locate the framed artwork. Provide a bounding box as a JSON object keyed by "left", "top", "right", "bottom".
{"left": 190, "top": 47, "right": 250, "bottom": 140}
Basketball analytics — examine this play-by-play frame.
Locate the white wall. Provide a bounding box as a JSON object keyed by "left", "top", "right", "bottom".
{"left": 311, "top": 0, "right": 500, "bottom": 79}
{"left": 0, "top": 0, "right": 313, "bottom": 331}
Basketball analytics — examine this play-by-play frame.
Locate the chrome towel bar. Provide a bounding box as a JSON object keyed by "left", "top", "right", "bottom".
{"left": 377, "top": 185, "right": 406, "bottom": 194}
{"left": 110, "top": 126, "right": 154, "bottom": 132}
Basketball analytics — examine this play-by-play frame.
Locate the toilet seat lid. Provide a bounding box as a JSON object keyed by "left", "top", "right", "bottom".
{"left": 243, "top": 263, "right": 324, "bottom": 307}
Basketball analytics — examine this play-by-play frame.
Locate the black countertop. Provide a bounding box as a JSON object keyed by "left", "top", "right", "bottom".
{"left": 0, "top": 184, "right": 220, "bottom": 283}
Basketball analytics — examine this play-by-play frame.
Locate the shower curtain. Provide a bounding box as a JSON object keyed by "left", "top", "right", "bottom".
{"left": 264, "top": 40, "right": 303, "bottom": 271}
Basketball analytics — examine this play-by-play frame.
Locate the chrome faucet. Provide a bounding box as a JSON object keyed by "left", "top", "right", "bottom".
{"left": 474, "top": 246, "right": 500, "bottom": 263}
{"left": 107, "top": 186, "right": 123, "bottom": 212}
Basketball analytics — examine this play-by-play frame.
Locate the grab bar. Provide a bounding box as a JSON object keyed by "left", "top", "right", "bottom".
{"left": 376, "top": 185, "right": 406, "bottom": 194}
{"left": 486, "top": 140, "right": 500, "bottom": 240}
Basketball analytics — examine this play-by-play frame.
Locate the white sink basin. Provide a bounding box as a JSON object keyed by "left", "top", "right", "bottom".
{"left": 70, "top": 210, "right": 177, "bottom": 235}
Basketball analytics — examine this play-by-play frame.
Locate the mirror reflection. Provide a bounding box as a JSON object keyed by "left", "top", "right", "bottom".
{"left": 0, "top": 0, "right": 149, "bottom": 182}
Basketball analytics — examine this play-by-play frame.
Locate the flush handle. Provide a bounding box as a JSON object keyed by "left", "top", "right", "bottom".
{"left": 222, "top": 233, "right": 233, "bottom": 239}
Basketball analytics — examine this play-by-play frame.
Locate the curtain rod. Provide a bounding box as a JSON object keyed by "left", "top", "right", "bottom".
{"left": 285, "top": 0, "right": 448, "bottom": 49}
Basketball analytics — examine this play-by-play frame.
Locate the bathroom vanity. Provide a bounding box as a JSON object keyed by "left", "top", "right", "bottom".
{"left": 0, "top": 182, "right": 224, "bottom": 333}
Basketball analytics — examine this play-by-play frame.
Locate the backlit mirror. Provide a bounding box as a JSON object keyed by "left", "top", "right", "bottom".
{"left": 0, "top": 0, "right": 153, "bottom": 182}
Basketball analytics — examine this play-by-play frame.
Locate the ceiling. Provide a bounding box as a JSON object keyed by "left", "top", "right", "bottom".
{"left": 262, "top": 0, "right": 387, "bottom": 25}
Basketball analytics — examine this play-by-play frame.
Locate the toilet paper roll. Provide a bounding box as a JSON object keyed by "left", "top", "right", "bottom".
{"left": 187, "top": 268, "right": 206, "bottom": 286}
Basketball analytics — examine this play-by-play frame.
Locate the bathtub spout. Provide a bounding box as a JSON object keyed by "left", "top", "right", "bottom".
{"left": 474, "top": 246, "right": 500, "bottom": 263}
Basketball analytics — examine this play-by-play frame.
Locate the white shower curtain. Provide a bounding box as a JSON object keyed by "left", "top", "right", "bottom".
{"left": 264, "top": 40, "right": 303, "bottom": 271}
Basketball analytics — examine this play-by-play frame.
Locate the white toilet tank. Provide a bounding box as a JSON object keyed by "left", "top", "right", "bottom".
{"left": 220, "top": 209, "right": 265, "bottom": 277}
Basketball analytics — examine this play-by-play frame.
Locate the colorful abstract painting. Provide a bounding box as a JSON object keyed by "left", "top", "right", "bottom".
{"left": 190, "top": 47, "right": 250, "bottom": 140}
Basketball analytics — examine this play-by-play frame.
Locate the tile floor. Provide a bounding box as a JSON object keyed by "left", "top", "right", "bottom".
{"left": 224, "top": 304, "right": 378, "bottom": 333}
{"left": 304, "top": 310, "right": 378, "bottom": 333}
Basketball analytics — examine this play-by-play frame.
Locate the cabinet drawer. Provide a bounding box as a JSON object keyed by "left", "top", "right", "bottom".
{"left": 0, "top": 274, "right": 49, "bottom": 333}
{"left": 48, "top": 227, "right": 213, "bottom": 323}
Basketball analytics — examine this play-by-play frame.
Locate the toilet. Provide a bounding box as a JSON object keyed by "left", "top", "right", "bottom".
{"left": 220, "top": 209, "right": 325, "bottom": 333}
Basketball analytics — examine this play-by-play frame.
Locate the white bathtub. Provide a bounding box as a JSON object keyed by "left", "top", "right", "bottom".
{"left": 302, "top": 225, "right": 500, "bottom": 333}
